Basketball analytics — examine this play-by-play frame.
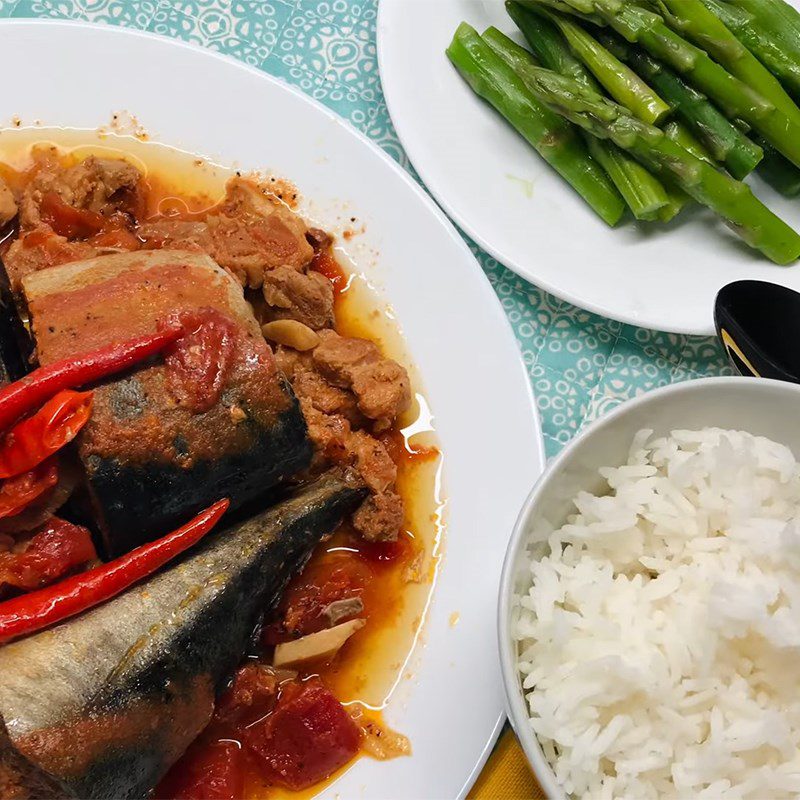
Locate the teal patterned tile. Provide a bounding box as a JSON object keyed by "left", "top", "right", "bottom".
{"left": 539, "top": 307, "right": 620, "bottom": 390}
{"left": 276, "top": 5, "right": 376, "bottom": 98}
{"left": 147, "top": 3, "right": 204, "bottom": 45}
{"left": 619, "top": 324, "right": 687, "bottom": 365}
{"left": 80, "top": 0, "right": 156, "bottom": 26}
{"left": 12, "top": 0, "right": 84, "bottom": 18}
{"left": 584, "top": 340, "right": 676, "bottom": 424}
{"left": 0, "top": 1, "right": 20, "bottom": 16}
{"left": 363, "top": 101, "right": 414, "bottom": 170}
{"left": 531, "top": 363, "right": 592, "bottom": 448}
{"left": 484, "top": 262, "right": 561, "bottom": 356}
{"left": 680, "top": 335, "right": 735, "bottom": 377}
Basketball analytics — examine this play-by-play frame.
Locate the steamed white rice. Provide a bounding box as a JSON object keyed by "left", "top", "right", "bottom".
{"left": 515, "top": 428, "right": 800, "bottom": 799}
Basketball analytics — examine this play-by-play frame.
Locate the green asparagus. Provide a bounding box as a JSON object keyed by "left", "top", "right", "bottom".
{"left": 663, "top": 120, "right": 714, "bottom": 163}
{"left": 518, "top": 0, "right": 800, "bottom": 169}
{"left": 729, "top": 0, "right": 800, "bottom": 50}
{"left": 506, "top": 0, "right": 602, "bottom": 90}
{"left": 446, "top": 23, "right": 625, "bottom": 226}
{"left": 512, "top": 64, "right": 800, "bottom": 263}
{"left": 532, "top": 6, "right": 670, "bottom": 123}
{"left": 486, "top": 20, "right": 670, "bottom": 218}
{"left": 651, "top": 0, "right": 800, "bottom": 132}
{"left": 699, "top": 0, "right": 800, "bottom": 100}
{"left": 598, "top": 30, "right": 764, "bottom": 177}
{"left": 757, "top": 143, "right": 800, "bottom": 196}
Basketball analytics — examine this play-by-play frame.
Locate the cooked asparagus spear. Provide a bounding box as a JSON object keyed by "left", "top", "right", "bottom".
{"left": 531, "top": 6, "right": 670, "bottom": 123}
{"left": 506, "top": 0, "right": 601, "bottom": 89}
{"left": 517, "top": 0, "right": 800, "bottom": 169}
{"left": 699, "top": 0, "right": 800, "bottom": 100}
{"left": 663, "top": 120, "right": 714, "bottom": 163}
{"left": 512, "top": 64, "right": 800, "bottom": 263}
{"left": 598, "top": 30, "right": 763, "bottom": 178}
{"left": 446, "top": 23, "right": 625, "bottom": 226}
{"left": 487, "top": 17, "right": 669, "bottom": 219}
{"left": 728, "top": 0, "right": 800, "bottom": 51}
{"left": 651, "top": 0, "right": 800, "bottom": 131}
{"left": 756, "top": 140, "right": 800, "bottom": 196}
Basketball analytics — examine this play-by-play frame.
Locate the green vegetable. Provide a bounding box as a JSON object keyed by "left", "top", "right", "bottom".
{"left": 728, "top": 0, "right": 800, "bottom": 52}
{"left": 488, "top": 16, "right": 669, "bottom": 219}
{"left": 757, "top": 143, "right": 800, "bottom": 196}
{"left": 598, "top": 30, "right": 764, "bottom": 178}
{"left": 517, "top": 0, "right": 800, "bottom": 169}
{"left": 663, "top": 120, "right": 714, "bottom": 163}
{"left": 699, "top": 0, "right": 800, "bottom": 100}
{"left": 652, "top": 0, "right": 800, "bottom": 131}
{"left": 532, "top": 6, "right": 670, "bottom": 123}
{"left": 445, "top": 22, "right": 625, "bottom": 225}
{"left": 512, "top": 63, "right": 800, "bottom": 263}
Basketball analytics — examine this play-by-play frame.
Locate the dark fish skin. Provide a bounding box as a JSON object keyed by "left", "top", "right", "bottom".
{"left": 0, "top": 473, "right": 366, "bottom": 800}
{"left": 87, "top": 375, "right": 313, "bottom": 558}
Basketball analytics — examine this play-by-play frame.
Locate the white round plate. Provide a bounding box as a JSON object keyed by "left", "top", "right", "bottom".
{"left": 0, "top": 20, "right": 544, "bottom": 800}
{"left": 377, "top": 0, "right": 800, "bottom": 335}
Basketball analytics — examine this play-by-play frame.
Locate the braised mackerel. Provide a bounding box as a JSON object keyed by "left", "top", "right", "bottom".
{"left": 22, "top": 250, "right": 313, "bottom": 557}
{"left": 0, "top": 474, "right": 366, "bottom": 800}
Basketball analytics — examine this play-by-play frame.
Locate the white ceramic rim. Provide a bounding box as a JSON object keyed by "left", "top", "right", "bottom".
{"left": 497, "top": 376, "right": 800, "bottom": 798}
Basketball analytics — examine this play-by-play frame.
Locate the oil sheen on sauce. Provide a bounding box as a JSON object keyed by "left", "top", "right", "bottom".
{"left": 0, "top": 128, "right": 446, "bottom": 798}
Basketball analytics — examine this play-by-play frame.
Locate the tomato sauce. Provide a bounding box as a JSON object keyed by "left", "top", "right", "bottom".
{"left": 0, "top": 131, "right": 445, "bottom": 799}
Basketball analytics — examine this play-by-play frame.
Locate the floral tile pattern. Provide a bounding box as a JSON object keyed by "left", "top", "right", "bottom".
{"left": 5, "top": 0, "right": 732, "bottom": 458}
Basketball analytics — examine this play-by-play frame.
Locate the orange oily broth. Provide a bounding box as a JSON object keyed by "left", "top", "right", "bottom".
{"left": 0, "top": 130, "right": 445, "bottom": 793}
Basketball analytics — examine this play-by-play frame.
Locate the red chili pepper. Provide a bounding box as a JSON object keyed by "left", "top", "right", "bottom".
{"left": 0, "top": 328, "right": 182, "bottom": 433}
{"left": 0, "top": 391, "right": 93, "bottom": 479}
{"left": 0, "top": 458, "right": 59, "bottom": 518}
{"left": 0, "top": 498, "right": 229, "bottom": 643}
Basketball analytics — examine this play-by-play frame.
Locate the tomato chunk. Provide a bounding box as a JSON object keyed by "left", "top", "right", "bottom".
{"left": 0, "top": 517, "right": 96, "bottom": 590}
{"left": 40, "top": 192, "right": 106, "bottom": 239}
{"left": 0, "top": 458, "right": 59, "bottom": 519}
{"left": 243, "top": 679, "right": 361, "bottom": 790}
{"left": 156, "top": 741, "right": 244, "bottom": 800}
{"left": 310, "top": 249, "right": 347, "bottom": 298}
{"left": 160, "top": 309, "right": 237, "bottom": 413}
{"left": 215, "top": 663, "right": 279, "bottom": 725}
{"left": 263, "top": 557, "right": 371, "bottom": 645}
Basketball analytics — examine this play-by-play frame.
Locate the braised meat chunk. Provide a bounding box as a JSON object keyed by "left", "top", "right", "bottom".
{"left": 262, "top": 266, "right": 334, "bottom": 330}
{"left": 273, "top": 328, "right": 410, "bottom": 543}
{"left": 345, "top": 431, "right": 397, "bottom": 494}
{"left": 313, "top": 331, "right": 411, "bottom": 430}
{"left": 0, "top": 177, "right": 17, "bottom": 227}
{"left": 352, "top": 491, "right": 404, "bottom": 543}
{"left": 20, "top": 155, "right": 142, "bottom": 229}
{"left": 4, "top": 232, "right": 100, "bottom": 293}
{"left": 138, "top": 219, "right": 213, "bottom": 252}
{"left": 206, "top": 177, "right": 314, "bottom": 288}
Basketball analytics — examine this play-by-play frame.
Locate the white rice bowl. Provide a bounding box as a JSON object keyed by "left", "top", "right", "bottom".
{"left": 515, "top": 427, "right": 800, "bottom": 799}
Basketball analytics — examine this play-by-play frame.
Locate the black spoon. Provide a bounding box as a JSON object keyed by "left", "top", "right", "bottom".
{"left": 714, "top": 280, "right": 800, "bottom": 383}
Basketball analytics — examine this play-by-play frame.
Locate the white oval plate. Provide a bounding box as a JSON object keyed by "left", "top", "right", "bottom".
{"left": 0, "top": 19, "right": 544, "bottom": 800}
{"left": 378, "top": 0, "right": 800, "bottom": 335}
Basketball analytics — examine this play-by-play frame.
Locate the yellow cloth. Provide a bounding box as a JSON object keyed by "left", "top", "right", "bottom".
{"left": 469, "top": 727, "right": 546, "bottom": 800}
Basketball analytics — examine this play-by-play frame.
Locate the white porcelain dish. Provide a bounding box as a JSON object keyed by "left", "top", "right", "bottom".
{"left": 0, "top": 20, "right": 546, "bottom": 799}
{"left": 499, "top": 377, "right": 800, "bottom": 798}
{"left": 377, "top": 0, "right": 800, "bottom": 335}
